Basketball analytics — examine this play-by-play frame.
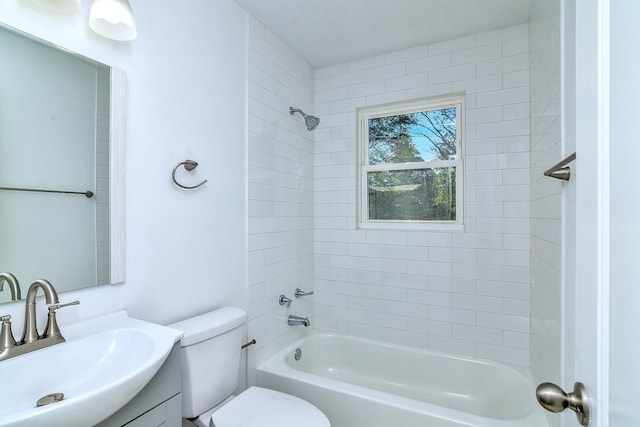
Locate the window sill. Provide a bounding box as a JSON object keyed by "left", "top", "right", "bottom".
{"left": 358, "top": 221, "right": 464, "bottom": 232}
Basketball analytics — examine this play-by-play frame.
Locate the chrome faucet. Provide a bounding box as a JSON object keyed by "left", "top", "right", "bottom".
{"left": 0, "top": 273, "right": 21, "bottom": 301}
{"left": 22, "top": 279, "right": 60, "bottom": 343}
{"left": 0, "top": 279, "right": 79, "bottom": 362}
{"left": 287, "top": 315, "right": 311, "bottom": 327}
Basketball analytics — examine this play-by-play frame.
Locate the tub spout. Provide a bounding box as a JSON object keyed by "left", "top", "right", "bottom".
{"left": 288, "top": 315, "right": 311, "bottom": 327}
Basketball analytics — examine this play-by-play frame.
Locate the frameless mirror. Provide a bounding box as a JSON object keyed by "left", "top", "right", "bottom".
{"left": 0, "top": 23, "right": 125, "bottom": 304}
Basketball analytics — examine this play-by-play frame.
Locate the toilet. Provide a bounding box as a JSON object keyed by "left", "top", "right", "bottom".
{"left": 169, "top": 307, "right": 330, "bottom": 427}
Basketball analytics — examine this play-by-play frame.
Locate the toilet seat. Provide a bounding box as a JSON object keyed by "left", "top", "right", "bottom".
{"left": 210, "top": 387, "right": 330, "bottom": 427}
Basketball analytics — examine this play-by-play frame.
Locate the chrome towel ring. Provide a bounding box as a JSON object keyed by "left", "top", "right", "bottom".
{"left": 172, "top": 160, "right": 207, "bottom": 190}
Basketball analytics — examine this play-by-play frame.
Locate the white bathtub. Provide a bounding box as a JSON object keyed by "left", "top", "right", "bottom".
{"left": 256, "top": 333, "right": 548, "bottom": 427}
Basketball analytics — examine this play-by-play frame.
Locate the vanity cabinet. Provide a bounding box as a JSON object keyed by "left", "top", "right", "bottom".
{"left": 96, "top": 343, "right": 182, "bottom": 427}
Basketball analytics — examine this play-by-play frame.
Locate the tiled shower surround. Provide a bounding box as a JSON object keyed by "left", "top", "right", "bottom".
{"left": 313, "top": 24, "right": 531, "bottom": 367}
{"left": 528, "top": 1, "right": 562, "bottom": 424}
{"left": 246, "top": 15, "right": 316, "bottom": 374}
{"left": 247, "top": 22, "right": 533, "bottom": 373}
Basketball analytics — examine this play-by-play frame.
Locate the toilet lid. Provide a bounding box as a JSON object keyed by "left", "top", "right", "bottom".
{"left": 210, "top": 387, "right": 330, "bottom": 427}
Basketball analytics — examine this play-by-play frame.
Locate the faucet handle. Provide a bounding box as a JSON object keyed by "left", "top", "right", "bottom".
{"left": 0, "top": 315, "right": 17, "bottom": 350}
{"left": 295, "top": 288, "right": 314, "bottom": 298}
{"left": 279, "top": 295, "right": 293, "bottom": 308}
{"left": 48, "top": 301, "right": 80, "bottom": 312}
{"left": 43, "top": 300, "right": 79, "bottom": 339}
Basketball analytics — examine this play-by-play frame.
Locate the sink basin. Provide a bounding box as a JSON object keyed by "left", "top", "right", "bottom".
{"left": 0, "top": 311, "right": 183, "bottom": 427}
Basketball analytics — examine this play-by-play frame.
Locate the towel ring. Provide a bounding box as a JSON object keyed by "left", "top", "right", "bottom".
{"left": 172, "top": 160, "right": 208, "bottom": 190}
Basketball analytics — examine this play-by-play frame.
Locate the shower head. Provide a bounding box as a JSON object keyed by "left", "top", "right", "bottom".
{"left": 289, "top": 107, "right": 320, "bottom": 131}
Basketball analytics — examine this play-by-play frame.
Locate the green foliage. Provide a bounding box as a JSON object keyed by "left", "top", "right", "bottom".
{"left": 413, "top": 107, "right": 457, "bottom": 160}
{"left": 368, "top": 115, "right": 421, "bottom": 165}
{"left": 368, "top": 168, "right": 455, "bottom": 221}
{"left": 366, "top": 107, "right": 457, "bottom": 221}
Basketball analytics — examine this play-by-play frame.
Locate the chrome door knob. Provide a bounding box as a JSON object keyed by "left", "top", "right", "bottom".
{"left": 536, "top": 382, "right": 590, "bottom": 426}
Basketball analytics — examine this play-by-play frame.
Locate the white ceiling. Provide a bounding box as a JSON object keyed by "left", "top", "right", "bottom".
{"left": 234, "top": 0, "right": 533, "bottom": 68}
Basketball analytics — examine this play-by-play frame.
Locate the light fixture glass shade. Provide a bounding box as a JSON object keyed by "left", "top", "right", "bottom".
{"left": 30, "top": 0, "right": 81, "bottom": 13}
{"left": 89, "top": 0, "right": 137, "bottom": 41}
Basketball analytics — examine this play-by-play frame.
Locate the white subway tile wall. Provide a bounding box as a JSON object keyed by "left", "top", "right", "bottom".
{"left": 314, "top": 24, "right": 531, "bottom": 367}
{"left": 246, "top": 15, "right": 315, "bottom": 382}
{"left": 529, "top": 1, "right": 562, "bottom": 418}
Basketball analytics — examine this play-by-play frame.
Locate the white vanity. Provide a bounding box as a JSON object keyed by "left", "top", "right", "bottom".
{"left": 0, "top": 312, "right": 183, "bottom": 427}
{"left": 97, "top": 343, "right": 182, "bottom": 427}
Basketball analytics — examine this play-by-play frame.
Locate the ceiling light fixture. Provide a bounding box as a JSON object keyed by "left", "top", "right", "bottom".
{"left": 88, "top": 0, "right": 137, "bottom": 41}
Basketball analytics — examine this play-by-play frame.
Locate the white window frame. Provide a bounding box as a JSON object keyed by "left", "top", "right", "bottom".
{"left": 357, "top": 94, "right": 465, "bottom": 231}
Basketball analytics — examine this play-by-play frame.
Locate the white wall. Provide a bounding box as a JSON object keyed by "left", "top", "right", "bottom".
{"left": 313, "top": 25, "right": 532, "bottom": 367}
{"left": 245, "top": 15, "right": 315, "bottom": 383}
{"left": 528, "top": 0, "right": 562, "bottom": 407}
{"left": 0, "top": 0, "right": 247, "bottom": 327}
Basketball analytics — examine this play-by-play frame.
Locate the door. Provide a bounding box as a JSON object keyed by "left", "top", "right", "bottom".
{"left": 561, "top": 0, "right": 640, "bottom": 426}
{"left": 604, "top": 1, "right": 640, "bottom": 425}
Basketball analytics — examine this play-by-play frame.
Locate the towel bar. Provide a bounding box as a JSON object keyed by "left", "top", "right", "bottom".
{"left": 544, "top": 152, "right": 576, "bottom": 181}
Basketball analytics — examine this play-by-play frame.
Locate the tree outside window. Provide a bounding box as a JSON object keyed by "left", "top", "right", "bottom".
{"left": 358, "top": 95, "right": 464, "bottom": 230}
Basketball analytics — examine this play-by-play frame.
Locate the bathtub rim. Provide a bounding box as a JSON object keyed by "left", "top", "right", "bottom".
{"left": 256, "top": 331, "right": 547, "bottom": 427}
{"left": 263, "top": 330, "right": 534, "bottom": 383}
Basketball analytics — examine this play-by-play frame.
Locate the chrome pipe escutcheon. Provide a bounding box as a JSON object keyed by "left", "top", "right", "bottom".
{"left": 536, "top": 382, "right": 590, "bottom": 426}
{"left": 279, "top": 295, "right": 292, "bottom": 308}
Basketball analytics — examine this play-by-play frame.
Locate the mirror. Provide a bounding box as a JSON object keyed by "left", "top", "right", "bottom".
{"left": 0, "top": 23, "right": 125, "bottom": 304}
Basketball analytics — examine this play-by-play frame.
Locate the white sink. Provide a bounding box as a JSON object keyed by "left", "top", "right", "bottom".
{"left": 0, "top": 311, "right": 183, "bottom": 427}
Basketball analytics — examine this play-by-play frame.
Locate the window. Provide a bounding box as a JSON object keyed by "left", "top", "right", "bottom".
{"left": 357, "top": 95, "right": 464, "bottom": 230}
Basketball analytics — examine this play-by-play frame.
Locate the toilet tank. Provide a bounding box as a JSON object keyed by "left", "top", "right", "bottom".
{"left": 169, "top": 307, "right": 247, "bottom": 418}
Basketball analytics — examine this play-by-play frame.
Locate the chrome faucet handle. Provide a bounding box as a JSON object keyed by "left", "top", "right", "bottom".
{"left": 47, "top": 301, "right": 80, "bottom": 312}
{"left": 0, "top": 315, "right": 16, "bottom": 350}
{"left": 43, "top": 300, "right": 79, "bottom": 339}
{"left": 294, "top": 288, "right": 314, "bottom": 298}
{"left": 279, "top": 295, "right": 292, "bottom": 308}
